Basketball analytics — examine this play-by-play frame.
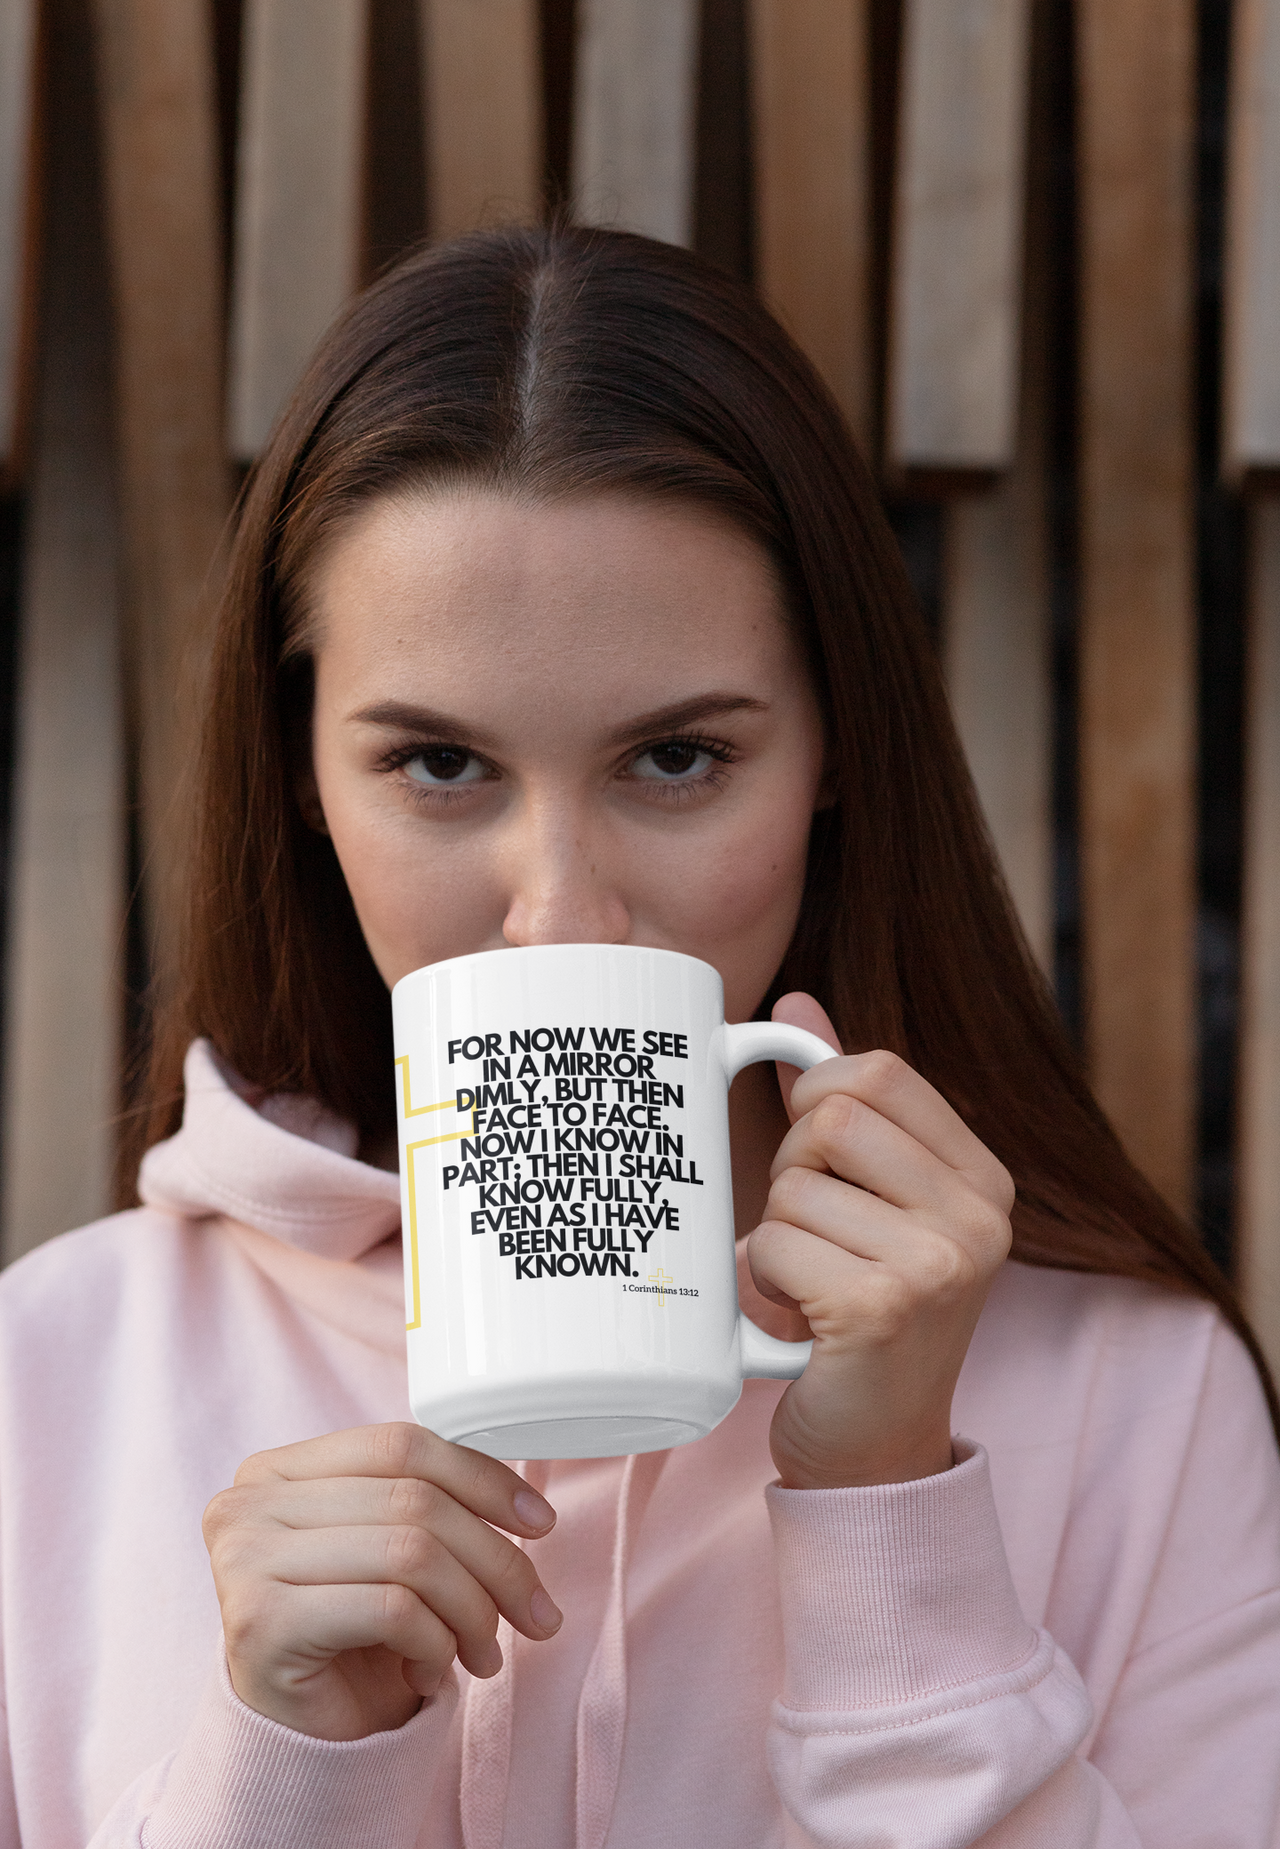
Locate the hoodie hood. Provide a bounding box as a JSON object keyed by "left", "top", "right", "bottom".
{"left": 138, "top": 1039, "right": 401, "bottom": 1262}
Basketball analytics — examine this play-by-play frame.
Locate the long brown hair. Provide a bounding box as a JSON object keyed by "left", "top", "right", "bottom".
{"left": 127, "top": 223, "right": 1277, "bottom": 1428}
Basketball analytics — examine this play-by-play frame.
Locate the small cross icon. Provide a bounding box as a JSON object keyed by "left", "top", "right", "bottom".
{"left": 648, "top": 1267, "right": 674, "bottom": 1303}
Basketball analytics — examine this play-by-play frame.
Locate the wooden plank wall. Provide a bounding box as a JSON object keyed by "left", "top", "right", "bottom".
{"left": 887, "top": 0, "right": 1052, "bottom": 969}
{"left": 2, "top": 0, "right": 123, "bottom": 1265}
{"left": 228, "top": 0, "right": 366, "bottom": 462}
{"left": 7, "top": 1, "right": 1280, "bottom": 1315}
{"left": 574, "top": 0, "right": 699, "bottom": 244}
{"left": 1075, "top": 0, "right": 1198, "bottom": 1217}
{"left": 749, "top": 0, "right": 871, "bottom": 447}
{"left": 423, "top": 0, "right": 542, "bottom": 239}
{"left": 92, "top": 0, "right": 230, "bottom": 977}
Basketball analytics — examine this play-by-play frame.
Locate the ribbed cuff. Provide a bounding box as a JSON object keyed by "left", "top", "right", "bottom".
{"left": 145, "top": 1650, "right": 457, "bottom": 1849}
{"left": 766, "top": 1438, "right": 1036, "bottom": 1712}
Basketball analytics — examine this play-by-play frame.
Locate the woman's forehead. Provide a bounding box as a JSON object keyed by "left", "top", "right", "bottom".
{"left": 307, "top": 488, "right": 794, "bottom": 672}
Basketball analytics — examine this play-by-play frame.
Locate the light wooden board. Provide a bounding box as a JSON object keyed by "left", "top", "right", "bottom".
{"left": 888, "top": 0, "right": 1033, "bottom": 474}
{"left": 1240, "top": 498, "right": 1280, "bottom": 1373}
{"left": 749, "top": 0, "right": 871, "bottom": 447}
{"left": 3, "top": 0, "right": 124, "bottom": 1264}
{"left": 1076, "top": 0, "right": 1197, "bottom": 1216}
{"left": 942, "top": 0, "right": 1051, "bottom": 972}
{"left": 92, "top": 0, "right": 230, "bottom": 976}
{"left": 1223, "top": 0, "right": 1280, "bottom": 479}
{"left": 423, "top": 0, "right": 542, "bottom": 239}
{"left": 228, "top": 0, "right": 366, "bottom": 461}
{"left": 573, "top": 0, "right": 698, "bottom": 246}
{"left": 0, "top": 0, "right": 37, "bottom": 471}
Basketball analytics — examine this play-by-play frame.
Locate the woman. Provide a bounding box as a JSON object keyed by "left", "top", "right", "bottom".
{"left": 1, "top": 225, "right": 1276, "bottom": 1848}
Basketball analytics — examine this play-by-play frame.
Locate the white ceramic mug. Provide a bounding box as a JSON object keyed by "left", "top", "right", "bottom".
{"left": 393, "top": 943, "right": 838, "bottom": 1458}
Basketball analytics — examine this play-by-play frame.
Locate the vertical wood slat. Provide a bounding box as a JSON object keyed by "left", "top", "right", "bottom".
{"left": 1076, "top": 0, "right": 1197, "bottom": 1215}
{"left": 1222, "top": 0, "right": 1280, "bottom": 480}
{"left": 943, "top": 451, "right": 1053, "bottom": 971}
{"left": 422, "top": 0, "right": 542, "bottom": 240}
{"left": 91, "top": 0, "right": 231, "bottom": 968}
{"left": 941, "top": 0, "right": 1051, "bottom": 971}
{"left": 1240, "top": 501, "right": 1280, "bottom": 1373}
{"left": 228, "top": 0, "right": 366, "bottom": 461}
{"left": 573, "top": 0, "right": 698, "bottom": 246}
{"left": 3, "top": 0, "right": 124, "bottom": 1264}
{"left": 0, "top": 0, "right": 38, "bottom": 471}
{"left": 888, "top": 0, "right": 1033, "bottom": 474}
{"left": 749, "top": 0, "right": 871, "bottom": 448}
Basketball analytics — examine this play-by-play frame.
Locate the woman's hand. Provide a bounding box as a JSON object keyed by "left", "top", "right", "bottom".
{"left": 202, "top": 1422, "right": 562, "bottom": 1741}
{"left": 753, "top": 996, "right": 1014, "bottom": 1492}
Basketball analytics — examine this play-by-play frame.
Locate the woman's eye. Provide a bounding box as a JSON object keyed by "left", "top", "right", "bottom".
{"left": 404, "top": 747, "right": 488, "bottom": 787}
{"left": 631, "top": 741, "right": 715, "bottom": 782}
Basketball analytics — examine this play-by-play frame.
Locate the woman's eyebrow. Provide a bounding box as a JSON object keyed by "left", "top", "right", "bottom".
{"left": 347, "top": 701, "right": 501, "bottom": 748}
{"left": 602, "top": 694, "right": 769, "bottom": 745}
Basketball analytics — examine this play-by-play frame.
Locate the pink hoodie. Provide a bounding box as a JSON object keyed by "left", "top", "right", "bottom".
{"left": 0, "top": 1039, "right": 1277, "bottom": 1847}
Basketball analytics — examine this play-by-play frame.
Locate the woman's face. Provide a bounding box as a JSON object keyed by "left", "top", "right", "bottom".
{"left": 303, "top": 490, "right": 828, "bottom": 1024}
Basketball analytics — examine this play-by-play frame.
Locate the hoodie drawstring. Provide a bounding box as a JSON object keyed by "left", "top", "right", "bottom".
{"left": 460, "top": 1449, "right": 669, "bottom": 1849}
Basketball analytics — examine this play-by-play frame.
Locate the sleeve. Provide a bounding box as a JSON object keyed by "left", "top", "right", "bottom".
{"left": 765, "top": 1442, "right": 1134, "bottom": 1849}
{"left": 84, "top": 1651, "right": 459, "bottom": 1849}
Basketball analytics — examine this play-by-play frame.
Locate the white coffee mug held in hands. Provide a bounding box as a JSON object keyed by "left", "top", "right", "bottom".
{"left": 393, "top": 943, "right": 838, "bottom": 1459}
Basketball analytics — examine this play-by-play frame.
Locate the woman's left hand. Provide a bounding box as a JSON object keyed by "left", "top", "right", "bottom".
{"left": 751, "top": 995, "right": 1014, "bottom": 1491}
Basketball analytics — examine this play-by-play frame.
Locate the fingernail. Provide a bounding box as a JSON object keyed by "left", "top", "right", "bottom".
{"left": 513, "top": 1487, "right": 555, "bottom": 1531}
{"left": 530, "top": 1586, "right": 562, "bottom": 1633}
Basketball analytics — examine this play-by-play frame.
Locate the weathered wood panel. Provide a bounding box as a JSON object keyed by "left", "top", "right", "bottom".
{"left": 749, "top": 0, "right": 871, "bottom": 446}
{"left": 423, "top": 0, "right": 542, "bottom": 238}
{"left": 3, "top": 0, "right": 124, "bottom": 1264}
{"left": 0, "top": 0, "right": 38, "bottom": 474}
{"left": 91, "top": 0, "right": 231, "bottom": 971}
{"left": 574, "top": 0, "right": 699, "bottom": 246}
{"left": 1075, "top": 0, "right": 1197, "bottom": 1215}
{"left": 889, "top": 0, "right": 1033, "bottom": 474}
{"left": 1240, "top": 499, "right": 1280, "bottom": 1373}
{"left": 228, "top": 0, "right": 366, "bottom": 461}
{"left": 942, "top": 0, "right": 1051, "bottom": 971}
{"left": 1223, "top": 0, "right": 1280, "bottom": 480}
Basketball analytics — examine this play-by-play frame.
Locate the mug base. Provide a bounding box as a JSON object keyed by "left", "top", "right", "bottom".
{"left": 457, "top": 1413, "right": 704, "bottom": 1460}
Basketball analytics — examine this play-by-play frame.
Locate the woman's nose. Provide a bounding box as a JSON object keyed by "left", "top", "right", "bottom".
{"left": 500, "top": 810, "right": 631, "bottom": 948}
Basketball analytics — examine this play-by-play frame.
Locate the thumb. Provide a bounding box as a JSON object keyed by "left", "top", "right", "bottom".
{"left": 771, "top": 991, "right": 842, "bottom": 1120}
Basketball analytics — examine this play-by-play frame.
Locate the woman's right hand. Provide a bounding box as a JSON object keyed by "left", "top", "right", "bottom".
{"left": 202, "top": 1422, "right": 562, "bottom": 1742}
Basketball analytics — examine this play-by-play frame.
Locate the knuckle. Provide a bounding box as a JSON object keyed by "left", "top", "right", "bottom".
{"left": 491, "top": 1540, "right": 538, "bottom": 1602}
{"left": 916, "top": 1237, "right": 974, "bottom": 1299}
{"left": 809, "top": 1091, "right": 855, "bottom": 1157}
{"left": 956, "top": 1190, "right": 1012, "bottom": 1260}
{"left": 369, "top": 1422, "right": 422, "bottom": 1477}
{"left": 202, "top": 1485, "right": 253, "bottom": 1541}
{"left": 767, "top": 1163, "right": 818, "bottom": 1220}
{"left": 859, "top": 1048, "right": 908, "bottom": 1097}
{"left": 218, "top": 1586, "right": 272, "bottom": 1657}
{"left": 377, "top": 1581, "right": 423, "bottom": 1630}
{"left": 387, "top": 1475, "right": 439, "bottom": 1526}
{"left": 860, "top": 1270, "right": 916, "bottom": 1340}
{"left": 385, "top": 1524, "right": 437, "bottom": 1579}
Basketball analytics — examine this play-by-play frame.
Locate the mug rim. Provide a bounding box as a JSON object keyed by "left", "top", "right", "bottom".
{"left": 392, "top": 941, "right": 723, "bottom": 998}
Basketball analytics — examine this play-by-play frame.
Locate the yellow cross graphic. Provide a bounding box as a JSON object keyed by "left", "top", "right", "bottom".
{"left": 648, "top": 1267, "right": 674, "bottom": 1304}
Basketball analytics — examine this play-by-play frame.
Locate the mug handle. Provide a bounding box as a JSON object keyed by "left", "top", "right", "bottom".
{"left": 720, "top": 1020, "right": 842, "bottom": 1381}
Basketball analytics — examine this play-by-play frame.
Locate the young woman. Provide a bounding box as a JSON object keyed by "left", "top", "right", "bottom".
{"left": 1, "top": 226, "right": 1276, "bottom": 1849}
